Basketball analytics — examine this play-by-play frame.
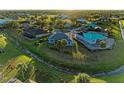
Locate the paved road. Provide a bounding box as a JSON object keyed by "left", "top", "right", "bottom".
{"left": 119, "top": 21, "right": 124, "bottom": 42}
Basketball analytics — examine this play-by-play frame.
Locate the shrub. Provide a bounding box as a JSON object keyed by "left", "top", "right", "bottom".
{"left": 74, "top": 73, "right": 91, "bottom": 83}
{"left": 99, "top": 40, "right": 106, "bottom": 48}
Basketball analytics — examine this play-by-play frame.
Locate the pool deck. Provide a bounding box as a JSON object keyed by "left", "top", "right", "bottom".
{"left": 74, "top": 32, "right": 115, "bottom": 50}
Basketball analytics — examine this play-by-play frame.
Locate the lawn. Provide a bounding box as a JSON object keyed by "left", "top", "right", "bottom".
{"left": 0, "top": 54, "right": 104, "bottom": 83}
{"left": 98, "top": 73, "right": 124, "bottom": 83}
{"left": 3, "top": 20, "right": 124, "bottom": 82}
{"left": 18, "top": 20, "right": 124, "bottom": 74}
{"left": 20, "top": 37, "right": 124, "bottom": 74}
{"left": 0, "top": 55, "right": 32, "bottom": 83}
{"left": 0, "top": 35, "right": 22, "bottom": 65}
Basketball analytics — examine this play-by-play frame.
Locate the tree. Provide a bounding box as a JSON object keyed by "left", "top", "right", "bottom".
{"left": 61, "top": 39, "right": 67, "bottom": 51}
{"left": 54, "top": 39, "right": 68, "bottom": 52}
{"left": 16, "top": 61, "right": 35, "bottom": 82}
{"left": 54, "top": 40, "right": 61, "bottom": 51}
{"left": 0, "top": 34, "right": 7, "bottom": 53}
{"left": 5, "top": 21, "right": 20, "bottom": 31}
{"left": 15, "top": 28, "right": 24, "bottom": 46}
{"left": 99, "top": 40, "right": 106, "bottom": 48}
{"left": 74, "top": 73, "right": 90, "bottom": 83}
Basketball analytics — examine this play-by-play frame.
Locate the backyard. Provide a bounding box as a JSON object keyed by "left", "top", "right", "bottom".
{"left": 15, "top": 21, "right": 124, "bottom": 75}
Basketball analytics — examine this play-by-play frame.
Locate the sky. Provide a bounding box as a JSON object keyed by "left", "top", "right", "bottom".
{"left": 0, "top": 0, "right": 124, "bottom": 10}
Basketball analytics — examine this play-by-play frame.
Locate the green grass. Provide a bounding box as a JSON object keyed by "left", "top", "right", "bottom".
{"left": 0, "top": 54, "right": 104, "bottom": 83}
{"left": 121, "top": 20, "right": 124, "bottom": 26}
{"left": 3, "top": 20, "right": 124, "bottom": 83}
{"left": 0, "top": 37, "right": 22, "bottom": 65}
{"left": 19, "top": 34, "right": 124, "bottom": 74}
{"left": 0, "top": 55, "right": 32, "bottom": 83}
{"left": 90, "top": 78, "right": 106, "bottom": 83}
{"left": 98, "top": 73, "right": 124, "bottom": 83}
{"left": 32, "top": 60, "right": 74, "bottom": 83}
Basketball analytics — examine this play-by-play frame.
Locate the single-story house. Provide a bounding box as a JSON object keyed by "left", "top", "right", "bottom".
{"left": 48, "top": 32, "right": 74, "bottom": 46}
{"left": 23, "top": 27, "right": 49, "bottom": 39}
{"left": 76, "top": 18, "right": 87, "bottom": 23}
{"left": 111, "top": 15, "right": 120, "bottom": 19}
{"left": 99, "top": 16, "right": 109, "bottom": 22}
{"left": 21, "top": 22, "right": 30, "bottom": 29}
{"left": 64, "top": 23, "right": 72, "bottom": 28}
{"left": 59, "top": 15, "right": 70, "bottom": 19}
{"left": 87, "top": 23, "right": 97, "bottom": 28}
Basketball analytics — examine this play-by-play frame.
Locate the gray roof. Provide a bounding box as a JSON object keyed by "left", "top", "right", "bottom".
{"left": 49, "top": 32, "right": 69, "bottom": 41}
{"left": 24, "top": 27, "right": 46, "bottom": 36}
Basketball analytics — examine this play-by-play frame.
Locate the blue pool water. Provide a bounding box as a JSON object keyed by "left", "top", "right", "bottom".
{"left": 82, "top": 32, "right": 107, "bottom": 44}
{"left": 0, "top": 19, "right": 8, "bottom": 24}
{"left": 83, "top": 32, "right": 106, "bottom": 41}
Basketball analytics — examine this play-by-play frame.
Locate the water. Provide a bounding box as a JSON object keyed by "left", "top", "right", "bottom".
{"left": 82, "top": 32, "right": 107, "bottom": 44}
{"left": 0, "top": 19, "right": 8, "bottom": 24}
{"left": 83, "top": 32, "right": 106, "bottom": 40}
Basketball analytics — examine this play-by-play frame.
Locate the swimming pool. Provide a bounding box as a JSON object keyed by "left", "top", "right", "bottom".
{"left": 83, "top": 32, "right": 106, "bottom": 40}
{"left": 82, "top": 32, "right": 107, "bottom": 44}
{"left": 0, "top": 19, "right": 8, "bottom": 25}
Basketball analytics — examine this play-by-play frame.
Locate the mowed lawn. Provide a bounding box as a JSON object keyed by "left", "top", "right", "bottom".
{"left": 99, "top": 73, "right": 124, "bottom": 83}
{"left": 97, "top": 20, "right": 124, "bottom": 83}
{"left": 21, "top": 38, "right": 124, "bottom": 74}
{"left": 4, "top": 20, "right": 124, "bottom": 78}
{"left": 0, "top": 54, "right": 104, "bottom": 83}
{"left": 18, "top": 21, "right": 124, "bottom": 74}
{"left": 0, "top": 55, "right": 32, "bottom": 82}
{"left": 0, "top": 38, "right": 22, "bottom": 65}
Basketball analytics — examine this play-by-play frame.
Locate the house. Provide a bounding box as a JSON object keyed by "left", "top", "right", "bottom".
{"left": 64, "top": 23, "right": 72, "bottom": 28}
{"left": 21, "top": 22, "right": 30, "bottom": 29}
{"left": 76, "top": 18, "right": 87, "bottom": 23}
{"left": 63, "top": 19, "right": 72, "bottom": 28}
{"left": 23, "top": 27, "right": 49, "bottom": 39}
{"left": 87, "top": 23, "right": 97, "bottom": 28}
{"left": 59, "top": 15, "right": 70, "bottom": 19}
{"left": 111, "top": 15, "right": 120, "bottom": 19}
{"left": 48, "top": 32, "right": 74, "bottom": 46}
{"left": 99, "top": 16, "right": 109, "bottom": 22}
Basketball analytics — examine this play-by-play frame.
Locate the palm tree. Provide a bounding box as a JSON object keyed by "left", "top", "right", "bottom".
{"left": 54, "top": 40, "right": 61, "bottom": 51}
{"left": 16, "top": 61, "right": 35, "bottom": 82}
{"left": 15, "top": 28, "right": 24, "bottom": 46}
{"left": 61, "top": 39, "right": 67, "bottom": 52}
{"left": 6, "top": 21, "right": 20, "bottom": 31}
{"left": 74, "top": 73, "right": 91, "bottom": 83}
{"left": 16, "top": 63, "right": 28, "bottom": 81}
